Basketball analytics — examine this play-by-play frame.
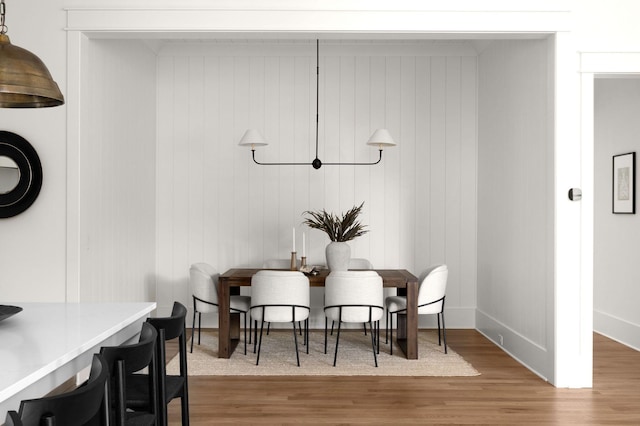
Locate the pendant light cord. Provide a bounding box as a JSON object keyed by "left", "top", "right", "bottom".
{"left": 247, "top": 39, "right": 388, "bottom": 168}
{"left": 315, "top": 39, "right": 320, "bottom": 161}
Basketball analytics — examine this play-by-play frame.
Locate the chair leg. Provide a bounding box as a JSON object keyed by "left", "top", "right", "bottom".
{"left": 197, "top": 312, "right": 202, "bottom": 345}
{"left": 256, "top": 320, "right": 265, "bottom": 365}
{"left": 331, "top": 320, "right": 335, "bottom": 335}
{"left": 253, "top": 320, "right": 258, "bottom": 354}
{"left": 390, "top": 313, "right": 394, "bottom": 356}
{"left": 306, "top": 319, "right": 309, "bottom": 354}
{"left": 369, "top": 321, "right": 378, "bottom": 367}
{"left": 437, "top": 313, "right": 442, "bottom": 346}
{"left": 333, "top": 320, "right": 342, "bottom": 367}
{"left": 115, "top": 360, "right": 126, "bottom": 426}
{"left": 292, "top": 321, "right": 301, "bottom": 367}
{"left": 324, "top": 317, "right": 328, "bottom": 354}
{"left": 190, "top": 309, "right": 197, "bottom": 353}
{"left": 441, "top": 312, "right": 448, "bottom": 354}
{"left": 155, "top": 329, "right": 168, "bottom": 426}
{"left": 385, "top": 310, "right": 389, "bottom": 344}
{"left": 181, "top": 390, "right": 190, "bottom": 426}
{"left": 363, "top": 323, "right": 367, "bottom": 335}
{"left": 243, "top": 312, "right": 247, "bottom": 355}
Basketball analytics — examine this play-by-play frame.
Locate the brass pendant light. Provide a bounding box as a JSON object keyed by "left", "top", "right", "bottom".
{"left": 0, "top": 0, "right": 64, "bottom": 108}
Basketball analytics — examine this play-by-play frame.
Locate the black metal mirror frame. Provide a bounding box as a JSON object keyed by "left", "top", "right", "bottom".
{"left": 0, "top": 131, "right": 43, "bottom": 218}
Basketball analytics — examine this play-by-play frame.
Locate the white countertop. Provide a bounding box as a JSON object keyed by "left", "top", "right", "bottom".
{"left": 0, "top": 302, "right": 156, "bottom": 418}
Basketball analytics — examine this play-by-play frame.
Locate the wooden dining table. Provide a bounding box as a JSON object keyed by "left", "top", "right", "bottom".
{"left": 217, "top": 268, "right": 419, "bottom": 359}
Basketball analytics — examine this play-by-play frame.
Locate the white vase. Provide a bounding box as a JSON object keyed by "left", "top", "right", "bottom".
{"left": 325, "top": 241, "right": 351, "bottom": 271}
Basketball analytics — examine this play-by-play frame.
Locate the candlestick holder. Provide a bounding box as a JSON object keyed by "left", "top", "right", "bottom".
{"left": 290, "top": 252, "right": 297, "bottom": 270}
{"left": 301, "top": 256, "right": 307, "bottom": 269}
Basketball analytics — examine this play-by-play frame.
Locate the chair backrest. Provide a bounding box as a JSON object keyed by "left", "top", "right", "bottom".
{"left": 146, "top": 302, "right": 189, "bottom": 426}
{"left": 263, "top": 258, "right": 298, "bottom": 269}
{"left": 6, "top": 353, "right": 109, "bottom": 426}
{"left": 251, "top": 270, "right": 310, "bottom": 323}
{"left": 147, "top": 301, "right": 188, "bottom": 382}
{"left": 100, "top": 321, "right": 158, "bottom": 375}
{"left": 147, "top": 301, "right": 188, "bottom": 342}
{"left": 417, "top": 264, "right": 449, "bottom": 314}
{"left": 189, "top": 262, "right": 219, "bottom": 313}
{"left": 99, "top": 321, "right": 158, "bottom": 426}
{"left": 324, "top": 270, "right": 384, "bottom": 323}
{"left": 348, "top": 258, "right": 373, "bottom": 269}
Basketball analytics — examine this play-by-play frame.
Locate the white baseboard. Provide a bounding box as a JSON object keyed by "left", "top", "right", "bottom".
{"left": 476, "top": 309, "right": 551, "bottom": 382}
{"left": 594, "top": 310, "right": 640, "bottom": 351}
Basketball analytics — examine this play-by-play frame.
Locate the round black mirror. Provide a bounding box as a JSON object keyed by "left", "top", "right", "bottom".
{"left": 0, "top": 131, "right": 43, "bottom": 218}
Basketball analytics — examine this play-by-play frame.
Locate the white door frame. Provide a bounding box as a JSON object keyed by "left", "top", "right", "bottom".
{"left": 578, "top": 51, "right": 640, "bottom": 384}
{"left": 65, "top": 4, "right": 590, "bottom": 387}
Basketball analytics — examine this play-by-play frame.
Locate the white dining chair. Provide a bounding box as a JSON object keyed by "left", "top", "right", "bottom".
{"left": 385, "top": 264, "right": 449, "bottom": 355}
{"left": 324, "top": 270, "right": 384, "bottom": 367}
{"left": 250, "top": 270, "right": 310, "bottom": 367}
{"left": 189, "top": 262, "right": 251, "bottom": 355}
{"left": 348, "top": 258, "right": 373, "bottom": 270}
{"left": 261, "top": 259, "right": 304, "bottom": 337}
{"left": 329, "top": 258, "right": 374, "bottom": 336}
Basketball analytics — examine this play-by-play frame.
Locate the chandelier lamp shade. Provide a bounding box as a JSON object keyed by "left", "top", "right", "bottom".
{"left": 238, "top": 40, "right": 396, "bottom": 169}
{"left": 0, "top": 0, "right": 64, "bottom": 108}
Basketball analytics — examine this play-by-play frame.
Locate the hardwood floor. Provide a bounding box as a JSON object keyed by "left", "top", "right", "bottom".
{"left": 168, "top": 330, "right": 640, "bottom": 425}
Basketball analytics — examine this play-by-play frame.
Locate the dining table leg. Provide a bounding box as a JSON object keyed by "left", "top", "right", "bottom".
{"left": 217, "top": 278, "right": 240, "bottom": 358}
{"left": 395, "top": 277, "right": 419, "bottom": 359}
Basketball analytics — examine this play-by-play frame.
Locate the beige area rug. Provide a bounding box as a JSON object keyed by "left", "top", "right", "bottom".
{"left": 167, "top": 329, "right": 480, "bottom": 376}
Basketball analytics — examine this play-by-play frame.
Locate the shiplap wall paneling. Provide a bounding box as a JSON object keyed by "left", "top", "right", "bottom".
{"left": 352, "top": 55, "right": 373, "bottom": 263}
{"left": 171, "top": 55, "right": 191, "bottom": 310}
{"left": 460, "top": 56, "right": 478, "bottom": 310}
{"left": 156, "top": 42, "right": 478, "bottom": 325}
{"left": 399, "top": 56, "right": 417, "bottom": 271}
{"left": 430, "top": 56, "right": 448, "bottom": 269}
{"left": 80, "top": 40, "right": 157, "bottom": 303}
{"left": 414, "top": 56, "right": 431, "bottom": 274}
{"left": 367, "top": 55, "right": 389, "bottom": 269}
{"left": 445, "top": 56, "right": 462, "bottom": 307}
{"left": 156, "top": 55, "right": 175, "bottom": 312}
{"left": 383, "top": 56, "right": 402, "bottom": 269}
{"left": 203, "top": 56, "right": 221, "bottom": 266}
{"left": 188, "top": 56, "right": 206, "bottom": 271}
{"left": 476, "top": 40, "right": 552, "bottom": 377}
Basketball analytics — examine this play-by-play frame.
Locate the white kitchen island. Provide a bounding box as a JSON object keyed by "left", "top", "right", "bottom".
{"left": 0, "top": 302, "right": 156, "bottom": 420}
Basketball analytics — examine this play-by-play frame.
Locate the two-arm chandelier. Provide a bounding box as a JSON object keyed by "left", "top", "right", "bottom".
{"left": 239, "top": 40, "right": 395, "bottom": 169}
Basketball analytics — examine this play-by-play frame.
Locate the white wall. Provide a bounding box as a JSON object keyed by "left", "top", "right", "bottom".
{"left": 0, "top": 2, "right": 67, "bottom": 302}
{"left": 155, "top": 41, "right": 478, "bottom": 324}
{"left": 594, "top": 78, "right": 640, "bottom": 350}
{"left": 75, "top": 39, "right": 157, "bottom": 302}
{"left": 476, "top": 39, "right": 554, "bottom": 380}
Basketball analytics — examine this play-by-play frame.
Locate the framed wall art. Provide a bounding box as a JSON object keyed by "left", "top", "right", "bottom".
{"left": 612, "top": 152, "right": 636, "bottom": 214}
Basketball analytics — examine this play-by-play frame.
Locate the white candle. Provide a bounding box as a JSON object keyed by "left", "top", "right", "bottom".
{"left": 302, "top": 232, "right": 306, "bottom": 257}
{"left": 292, "top": 227, "right": 296, "bottom": 252}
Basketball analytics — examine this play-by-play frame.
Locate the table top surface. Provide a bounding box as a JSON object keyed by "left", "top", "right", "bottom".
{"left": 0, "top": 302, "right": 156, "bottom": 405}
{"left": 219, "top": 268, "right": 418, "bottom": 287}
